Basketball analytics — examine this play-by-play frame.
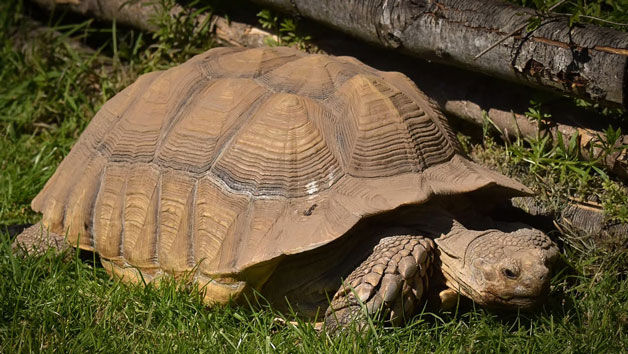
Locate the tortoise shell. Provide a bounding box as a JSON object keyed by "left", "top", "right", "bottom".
{"left": 31, "top": 47, "right": 529, "bottom": 298}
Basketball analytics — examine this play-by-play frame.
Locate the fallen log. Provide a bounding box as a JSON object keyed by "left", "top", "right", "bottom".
{"left": 253, "top": 0, "right": 628, "bottom": 108}
{"left": 33, "top": 0, "right": 628, "bottom": 108}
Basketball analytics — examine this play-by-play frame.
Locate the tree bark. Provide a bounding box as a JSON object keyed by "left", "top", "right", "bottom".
{"left": 253, "top": 0, "right": 628, "bottom": 108}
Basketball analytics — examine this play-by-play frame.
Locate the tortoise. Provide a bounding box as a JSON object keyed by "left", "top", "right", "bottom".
{"left": 16, "top": 46, "right": 558, "bottom": 329}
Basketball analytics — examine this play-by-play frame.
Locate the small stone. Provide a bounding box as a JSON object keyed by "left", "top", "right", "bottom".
{"left": 439, "top": 288, "right": 460, "bottom": 310}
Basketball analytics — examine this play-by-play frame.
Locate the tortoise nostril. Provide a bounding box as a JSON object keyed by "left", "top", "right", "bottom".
{"left": 502, "top": 268, "right": 519, "bottom": 279}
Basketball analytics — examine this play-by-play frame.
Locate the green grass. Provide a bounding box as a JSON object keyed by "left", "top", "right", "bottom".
{"left": 464, "top": 106, "right": 628, "bottom": 226}
{"left": 1, "top": 0, "right": 627, "bottom": 352}
{"left": 506, "top": 0, "right": 628, "bottom": 31}
{"left": 1, "top": 241, "right": 627, "bottom": 352}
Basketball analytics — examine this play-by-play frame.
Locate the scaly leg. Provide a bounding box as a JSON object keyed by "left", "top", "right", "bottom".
{"left": 324, "top": 235, "right": 434, "bottom": 331}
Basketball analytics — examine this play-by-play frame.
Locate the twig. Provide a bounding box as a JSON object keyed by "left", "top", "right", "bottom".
{"left": 473, "top": 23, "right": 527, "bottom": 61}
{"left": 474, "top": 0, "right": 567, "bottom": 60}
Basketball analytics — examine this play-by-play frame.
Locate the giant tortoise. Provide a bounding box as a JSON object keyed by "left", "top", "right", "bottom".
{"left": 16, "top": 46, "right": 559, "bottom": 329}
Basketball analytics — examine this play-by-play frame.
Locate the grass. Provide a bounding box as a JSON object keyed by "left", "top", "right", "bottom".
{"left": 257, "top": 9, "right": 312, "bottom": 50}
{"left": 507, "top": 0, "right": 628, "bottom": 30}
{"left": 1, "top": 0, "right": 627, "bottom": 352}
{"left": 464, "top": 105, "right": 628, "bottom": 226}
{"left": 1, "top": 242, "right": 627, "bottom": 352}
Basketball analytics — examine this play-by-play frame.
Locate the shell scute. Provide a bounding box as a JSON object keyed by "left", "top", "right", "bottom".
{"left": 123, "top": 164, "right": 160, "bottom": 268}
{"left": 210, "top": 92, "right": 343, "bottom": 197}
{"left": 157, "top": 171, "right": 196, "bottom": 272}
{"left": 154, "top": 78, "right": 268, "bottom": 172}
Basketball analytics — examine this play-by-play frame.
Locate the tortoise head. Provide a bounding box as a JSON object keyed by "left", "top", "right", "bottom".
{"left": 434, "top": 222, "right": 559, "bottom": 309}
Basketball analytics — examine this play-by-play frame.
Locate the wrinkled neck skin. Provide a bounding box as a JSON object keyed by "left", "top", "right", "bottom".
{"left": 415, "top": 205, "right": 559, "bottom": 309}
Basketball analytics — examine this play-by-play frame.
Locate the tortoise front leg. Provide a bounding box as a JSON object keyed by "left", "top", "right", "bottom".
{"left": 324, "top": 235, "right": 434, "bottom": 331}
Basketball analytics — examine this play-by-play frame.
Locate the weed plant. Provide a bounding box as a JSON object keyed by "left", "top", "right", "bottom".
{"left": 1, "top": 0, "right": 627, "bottom": 352}
{"left": 507, "top": 0, "right": 628, "bottom": 30}
{"left": 257, "top": 9, "right": 312, "bottom": 50}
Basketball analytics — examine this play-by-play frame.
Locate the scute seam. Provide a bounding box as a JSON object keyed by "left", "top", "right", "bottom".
{"left": 119, "top": 167, "right": 129, "bottom": 258}
{"left": 188, "top": 179, "right": 199, "bottom": 268}
{"left": 90, "top": 164, "right": 108, "bottom": 251}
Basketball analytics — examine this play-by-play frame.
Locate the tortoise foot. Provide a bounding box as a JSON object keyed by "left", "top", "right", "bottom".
{"left": 324, "top": 235, "right": 434, "bottom": 332}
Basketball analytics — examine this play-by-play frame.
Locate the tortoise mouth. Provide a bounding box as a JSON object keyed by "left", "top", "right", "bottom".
{"left": 448, "top": 285, "right": 542, "bottom": 309}
{"left": 481, "top": 290, "right": 546, "bottom": 309}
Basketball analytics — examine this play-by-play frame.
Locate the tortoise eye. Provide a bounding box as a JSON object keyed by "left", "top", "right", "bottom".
{"left": 502, "top": 268, "right": 519, "bottom": 279}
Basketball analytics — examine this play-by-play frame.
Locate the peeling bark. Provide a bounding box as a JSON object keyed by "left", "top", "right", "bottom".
{"left": 253, "top": 0, "right": 628, "bottom": 108}
{"left": 441, "top": 93, "right": 628, "bottom": 180}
